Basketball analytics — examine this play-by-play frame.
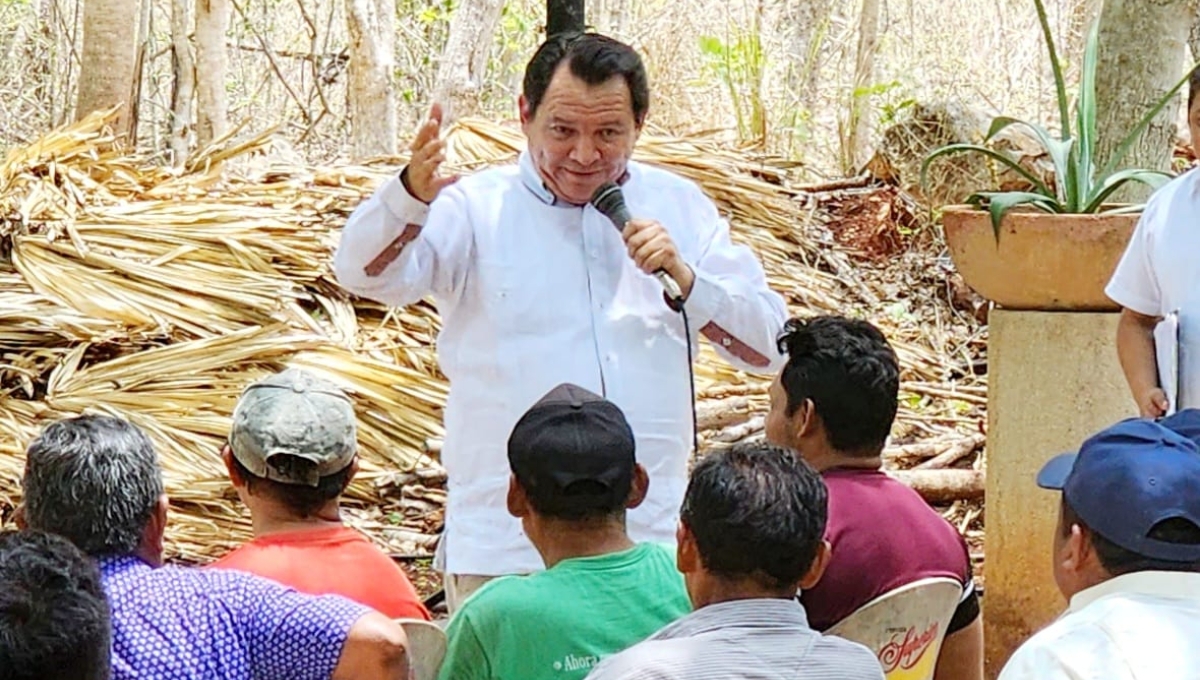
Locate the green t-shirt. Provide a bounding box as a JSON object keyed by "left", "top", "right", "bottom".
{"left": 437, "top": 542, "right": 691, "bottom": 680}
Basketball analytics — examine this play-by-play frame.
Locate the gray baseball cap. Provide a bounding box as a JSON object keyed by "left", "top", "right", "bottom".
{"left": 229, "top": 368, "right": 357, "bottom": 487}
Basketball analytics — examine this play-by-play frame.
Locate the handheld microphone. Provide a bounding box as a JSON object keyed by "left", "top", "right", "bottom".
{"left": 589, "top": 182, "right": 685, "bottom": 305}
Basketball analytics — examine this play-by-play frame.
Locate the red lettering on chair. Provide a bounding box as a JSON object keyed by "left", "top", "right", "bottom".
{"left": 877, "top": 623, "right": 939, "bottom": 672}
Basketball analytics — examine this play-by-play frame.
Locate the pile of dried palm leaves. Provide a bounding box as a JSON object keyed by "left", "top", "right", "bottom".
{"left": 0, "top": 110, "right": 985, "bottom": 567}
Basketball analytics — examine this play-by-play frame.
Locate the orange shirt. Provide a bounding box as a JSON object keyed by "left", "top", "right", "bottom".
{"left": 211, "top": 525, "right": 430, "bottom": 621}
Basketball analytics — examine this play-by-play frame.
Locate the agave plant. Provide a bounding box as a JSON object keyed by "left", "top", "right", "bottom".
{"left": 921, "top": 0, "right": 1195, "bottom": 236}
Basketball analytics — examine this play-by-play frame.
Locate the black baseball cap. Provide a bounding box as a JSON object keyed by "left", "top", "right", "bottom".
{"left": 507, "top": 384, "right": 637, "bottom": 517}
{"left": 1037, "top": 418, "right": 1200, "bottom": 562}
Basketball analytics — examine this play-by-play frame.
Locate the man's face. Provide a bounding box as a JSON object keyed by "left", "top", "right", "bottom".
{"left": 521, "top": 63, "right": 641, "bottom": 205}
{"left": 765, "top": 373, "right": 796, "bottom": 449}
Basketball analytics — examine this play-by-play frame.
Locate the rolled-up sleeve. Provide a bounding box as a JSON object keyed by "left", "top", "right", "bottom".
{"left": 683, "top": 192, "right": 788, "bottom": 373}
{"left": 333, "top": 173, "right": 471, "bottom": 307}
{"left": 1105, "top": 199, "right": 1162, "bottom": 318}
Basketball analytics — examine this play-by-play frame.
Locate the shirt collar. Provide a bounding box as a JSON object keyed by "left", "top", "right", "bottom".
{"left": 1068, "top": 570, "right": 1200, "bottom": 613}
{"left": 98, "top": 554, "right": 152, "bottom": 579}
{"left": 653, "top": 598, "right": 812, "bottom": 639}
{"left": 517, "top": 150, "right": 635, "bottom": 207}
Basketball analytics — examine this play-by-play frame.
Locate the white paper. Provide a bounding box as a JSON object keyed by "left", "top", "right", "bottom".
{"left": 1155, "top": 311, "right": 1181, "bottom": 416}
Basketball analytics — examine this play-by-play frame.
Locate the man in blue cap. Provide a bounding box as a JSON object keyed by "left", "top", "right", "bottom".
{"left": 998, "top": 418, "right": 1200, "bottom": 680}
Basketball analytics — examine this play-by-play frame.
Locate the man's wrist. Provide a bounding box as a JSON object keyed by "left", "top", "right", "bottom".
{"left": 399, "top": 167, "right": 431, "bottom": 205}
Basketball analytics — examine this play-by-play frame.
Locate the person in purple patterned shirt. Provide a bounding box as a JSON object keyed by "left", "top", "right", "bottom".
{"left": 18, "top": 415, "right": 410, "bottom": 680}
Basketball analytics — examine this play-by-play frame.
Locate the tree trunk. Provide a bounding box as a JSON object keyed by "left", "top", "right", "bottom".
{"left": 1094, "top": 0, "right": 1198, "bottom": 202}
{"left": 431, "top": 0, "right": 504, "bottom": 123}
{"left": 1190, "top": 11, "right": 1200, "bottom": 61}
{"left": 194, "top": 0, "right": 229, "bottom": 148}
{"left": 347, "top": 0, "right": 397, "bottom": 159}
{"left": 75, "top": 0, "right": 141, "bottom": 138}
{"left": 784, "top": 0, "right": 834, "bottom": 111}
{"left": 841, "top": 0, "right": 881, "bottom": 173}
{"left": 170, "top": 0, "right": 196, "bottom": 166}
{"left": 547, "top": 0, "right": 586, "bottom": 37}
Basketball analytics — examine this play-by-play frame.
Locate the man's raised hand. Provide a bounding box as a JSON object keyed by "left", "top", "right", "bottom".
{"left": 405, "top": 103, "right": 459, "bottom": 204}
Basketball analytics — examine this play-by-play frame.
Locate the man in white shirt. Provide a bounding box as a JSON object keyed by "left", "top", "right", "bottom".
{"left": 1106, "top": 68, "right": 1200, "bottom": 416}
{"left": 998, "top": 418, "right": 1200, "bottom": 680}
{"left": 333, "top": 32, "right": 786, "bottom": 609}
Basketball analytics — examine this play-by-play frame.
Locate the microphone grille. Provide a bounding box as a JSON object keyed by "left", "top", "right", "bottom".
{"left": 589, "top": 182, "right": 624, "bottom": 218}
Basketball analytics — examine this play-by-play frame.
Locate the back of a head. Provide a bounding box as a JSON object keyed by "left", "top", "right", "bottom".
{"left": 0, "top": 530, "right": 111, "bottom": 680}
{"left": 682, "top": 442, "right": 827, "bottom": 592}
{"left": 523, "top": 32, "right": 649, "bottom": 125}
{"left": 22, "top": 415, "right": 163, "bottom": 559}
{"left": 775, "top": 315, "right": 899, "bottom": 454}
{"left": 228, "top": 368, "right": 358, "bottom": 517}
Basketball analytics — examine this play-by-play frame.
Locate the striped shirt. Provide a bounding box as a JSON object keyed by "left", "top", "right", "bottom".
{"left": 585, "top": 598, "right": 885, "bottom": 680}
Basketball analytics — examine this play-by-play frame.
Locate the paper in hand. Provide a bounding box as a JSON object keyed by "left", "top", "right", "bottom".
{"left": 1155, "top": 311, "right": 1181, "bottom": 416}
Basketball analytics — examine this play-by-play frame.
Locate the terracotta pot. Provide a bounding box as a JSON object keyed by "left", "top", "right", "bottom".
{"left": 942, "top": 206, "right": 1138, "bottom": 311}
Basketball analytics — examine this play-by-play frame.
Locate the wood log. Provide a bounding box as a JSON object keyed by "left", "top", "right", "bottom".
{"left": 914, "top": 434, "right": 985, "bottom": 470}
{"left": 697, "top": 395, "right": 757, "bottom": 431}
{"left": 886, "top": 469, "right": 984, "bottom": 504}
{"left": 710, "top": 415, "right": 765, "bottom": 443}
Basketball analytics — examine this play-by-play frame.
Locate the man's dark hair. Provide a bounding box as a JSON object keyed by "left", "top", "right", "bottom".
{"left": 1061, "top": 497, "right": 1200, "bottom": 575}
{"left": 681, "top": 443, "right": 828, "bottom": 591}
{"left": 775, "top": 315, "right": 900, "bottom": 455}
{"left": 522, "top": 32, "right": 649, "bottom": 125}
{"left": 231, "top": 455, "right": 354, "bottom": 518}
{"left": 517, "top": 474, "right": 632, "bottom": 522}
{"left": 1190, "top": 65, "right": 1200, "bottom": 111}
{"left": 23, "top": 415, "right": 163, "bottom": 558}
{"left": 0, "top": 530, "right": 111, "bottom": 680}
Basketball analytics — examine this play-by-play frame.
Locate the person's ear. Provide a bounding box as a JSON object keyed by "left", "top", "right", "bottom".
{"left": 676, "top": 522, "right": 699, "bottom": 575}
{"left": 1061, "top": 522, "right": 1090, "bottom": 577}
{"left": 138, "top": 494, "right": 169, "bottom": 567}
{"left": 222, "top": 446, "right": 243, "bottom": 486}
{"left": 796, "top": 399, "right": 819, "bottom": 440}
{"left": 625, "top": 464, "right": 650, "bottom": 510}
{"left": 798, "top": 539, "right": 831, "bottom": 590}
{"left": 344, "top": 456, "right": 360, "bottom": 486}
{"left": 506, "top": 475, "right": 531, "bottom": 519}
{"left": 13, "top": 504, "right": 25, "bottom": 530}
{"left": 518, "top": 95, "right": 532, "bottom": 126}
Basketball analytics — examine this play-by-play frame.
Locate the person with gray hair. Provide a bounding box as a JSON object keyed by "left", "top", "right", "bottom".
{"left": 20, "top": 414, "right": 410, "bottom": 680}
{"left": 0, "top": 529, "right": 111, "bottom": 680}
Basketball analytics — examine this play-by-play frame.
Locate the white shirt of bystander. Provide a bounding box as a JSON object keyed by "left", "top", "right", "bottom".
{"left": 998, "top": 571, "right": 1200, "bottom": 680}
{"left": 1106, "top": 168, "right": 1200, "bottom": 410}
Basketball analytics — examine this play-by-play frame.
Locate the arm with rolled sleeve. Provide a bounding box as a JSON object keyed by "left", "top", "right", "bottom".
{"left": 334, "top": 173, "right": 472, "bottom": 307}
{"left": 1105, "top": 203, "right": 1162, "bottom": 317}
{"left": 682, "top": 191, "right": 788, "bottom": 373}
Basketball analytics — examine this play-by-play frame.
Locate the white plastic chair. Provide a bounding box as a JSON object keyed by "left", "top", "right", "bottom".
{"left": 395, "top": 618, "right": 448, "bottom": 680}
{"left": 826, "top": 577, "right": 962, "bottom": 680}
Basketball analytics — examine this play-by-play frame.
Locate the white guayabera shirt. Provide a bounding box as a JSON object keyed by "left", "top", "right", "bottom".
{"left": 1106, "top": 168, "right": 1200, "bottom": 410}
{"left": 997, "top": 571, "right": 1200, "bottom": 680}
{"left": 334, "top": 152, "right": 786, "bottom": 576}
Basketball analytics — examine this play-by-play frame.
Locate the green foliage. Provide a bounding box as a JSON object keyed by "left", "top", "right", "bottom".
{"left": 698, "top": 28, "right": 766, "bottom": 141}
{"left": 920, "top": 0, "right": 1191, "bottom": 238}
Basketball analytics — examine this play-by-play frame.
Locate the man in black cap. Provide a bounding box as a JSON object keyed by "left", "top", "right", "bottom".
{"left": 998, "top": 418, "right": 1200, "bottom": 680}
{"left": 437, "top": 383, "right": 691, "bottom": 680}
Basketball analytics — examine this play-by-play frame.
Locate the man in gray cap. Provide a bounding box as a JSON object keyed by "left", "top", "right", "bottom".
{"left": 437, "top": 383, "right": 691, "bottom": 680}
{"left": 212, "top": 368, "right": 430, "bottom": 621}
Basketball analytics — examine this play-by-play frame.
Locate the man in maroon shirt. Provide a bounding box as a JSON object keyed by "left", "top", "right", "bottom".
{"left": 765, "top": 315, "right": 983, "bottom": 680}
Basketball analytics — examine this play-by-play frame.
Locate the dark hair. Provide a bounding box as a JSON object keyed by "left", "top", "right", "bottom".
{"left": 522, "top": 32, "right": 650, "bottom": 125}
{"left": 681, "top": 442, "right": 828, "bottom": 591}
{"left": 231, "top": 455, "right": 354, "bottom": 518}
{"left": 0, "top": 530, "right": 111, "bottom": 680}
{"left": 775, "top": 316, "right": 900, "bottom": 455}
{"left": 1190, "top": 66, "right": 1200, "bottom": 111}
{"left": 1061, "top": 498, "right": 1200, "bottom": 575}
{"left": 23, "top": 416, "right": 164, "bottom": 558}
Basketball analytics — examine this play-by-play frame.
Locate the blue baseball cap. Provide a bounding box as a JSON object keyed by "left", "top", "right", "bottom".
{"left": 1037, "top": 418, "right": 1200, "bottom": 562}
{"left": 1161, "top": 409, "right": 1200, "bottom": 446}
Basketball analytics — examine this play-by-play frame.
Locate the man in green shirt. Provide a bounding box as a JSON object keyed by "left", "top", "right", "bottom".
{"left": 437, "top": 383, "right": 691, "bottom": 680}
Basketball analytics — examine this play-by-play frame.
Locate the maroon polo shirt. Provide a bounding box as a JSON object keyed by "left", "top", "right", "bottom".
{"left": 802, "top": 467, "right": 974, "bottom": 632}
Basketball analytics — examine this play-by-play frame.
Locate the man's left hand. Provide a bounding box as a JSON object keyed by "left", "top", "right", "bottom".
{"left": 621, "top": 219, "right": 695, "bottom": 299}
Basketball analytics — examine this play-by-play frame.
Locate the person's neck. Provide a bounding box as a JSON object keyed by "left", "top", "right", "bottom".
{"left": 531, "top": 518, "right": 636, "bottom": 569}
{"left": 800, "top": 442, "right": 882, "bottom": 473}
{"left": 690, "top": 575, "right": 796, "bottom": 610}
{"left": 246, "top": 497, "right": 344, "bottom": 537}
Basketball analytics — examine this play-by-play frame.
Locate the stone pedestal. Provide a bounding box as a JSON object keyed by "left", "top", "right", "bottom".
{"left": 984, "top": 310, "right": 1134, "bottom": 678}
